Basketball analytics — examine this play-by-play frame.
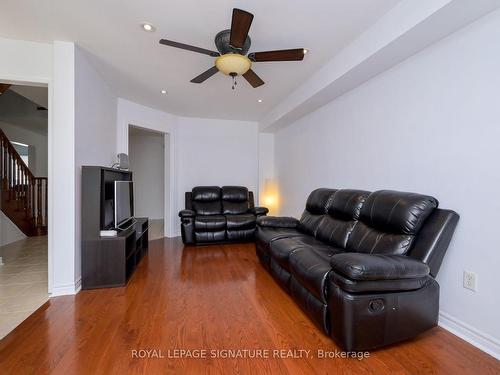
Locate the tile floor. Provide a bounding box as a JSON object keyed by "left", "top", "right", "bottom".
{"left": 0, "top": 236, "right": 48, "bottom": 339}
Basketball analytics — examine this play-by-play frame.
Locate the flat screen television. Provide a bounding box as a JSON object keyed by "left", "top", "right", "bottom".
{"left": 114, "top": 181, "right": 134, "bottom": 229}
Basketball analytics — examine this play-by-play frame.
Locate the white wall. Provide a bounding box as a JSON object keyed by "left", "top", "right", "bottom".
{"left": 176, "top": 117, "right": 259, "bottom": 232}
{"left": 74, "top": 46, "right": 117, "bottom": 286}
{"left": 274, "top": 9, "right": 500, "bottom": 357}
{"left": 117, "top": 104, "right": 260, "bottom": 237}
{"left": 128, "top": 129, "right": 164, "bottom": 220}
{"left": 0, "top": 37, "right": 52, "bottom": 84}
{"left": 50, "top": 41, "right": 76, "bottom": 295}
{"left": 0, "top": 121, "right": 48, "bottom": 177}
{"left": 0, "top": 211, "right": 26, "bottom": 247}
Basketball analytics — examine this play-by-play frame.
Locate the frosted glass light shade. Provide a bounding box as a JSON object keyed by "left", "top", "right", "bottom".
{"left": 215, "top": 53, "right": 251, "bottom": 75}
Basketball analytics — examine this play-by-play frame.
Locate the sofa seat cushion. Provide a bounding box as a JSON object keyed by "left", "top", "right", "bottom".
{"left": 289, "top": 246, "right": 344, "bottom": 303}
{"left": 256, "top": 227, "right": 303, "bottom": 244}
{"left": 195, "top": 230, "right": 225, "bottom": 243}
{"left": 269, "top": 238, "right": 309, "bottom": 272}
{"left": 287, "top": 235, "right": 335, "bottom": 251}
{"left": 226, "top": 214, "right": 256, "bottom": 229}
{"left": 227, "top": 228, "right": 256, "bottom": 241}
{"left": 273, "top": 235, "right": 341, "bottom": 259}
{"left": 194, "top": 215, "right": 226, "bottom": 231}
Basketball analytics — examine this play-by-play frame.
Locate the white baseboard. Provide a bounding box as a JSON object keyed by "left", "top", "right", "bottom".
{"left": 50, "top": 277, "right": 82, "bottom": 297}
{"left": 166, "top": 232, "right": 181, "bottom": 238}
{"left": 439, "top": 311, "right": 500, "bottom": 360}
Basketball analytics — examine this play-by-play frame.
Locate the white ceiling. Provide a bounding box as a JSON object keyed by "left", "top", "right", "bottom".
{"left": 0, "top": 0, "right": 400, "bottom": 121}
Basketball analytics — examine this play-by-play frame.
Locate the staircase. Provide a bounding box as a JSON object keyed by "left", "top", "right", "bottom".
{"left": 0, "top": 128, "right": 47, "bottom": 236}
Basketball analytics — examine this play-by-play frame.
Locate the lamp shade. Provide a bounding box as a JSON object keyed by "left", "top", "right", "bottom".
{"left": 215, "top": 54, "right": 252, "bottom": 76}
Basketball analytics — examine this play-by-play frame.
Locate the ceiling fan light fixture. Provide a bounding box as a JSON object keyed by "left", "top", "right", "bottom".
{"left": 215, "top": 53, "right": 251, "bottom": 76}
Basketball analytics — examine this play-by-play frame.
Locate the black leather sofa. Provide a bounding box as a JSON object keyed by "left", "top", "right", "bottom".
{"left": 179, "top": 186, "right": 268, "bottom": 245}
{"left": 256, "top": 188, "right": 459, "bottom": 351}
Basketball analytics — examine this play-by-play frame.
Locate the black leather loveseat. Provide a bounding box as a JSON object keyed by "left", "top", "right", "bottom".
{"left": 179, "top": 186, "right": 268, "bottom": 245}
{"left": 256, "top": 188, "right": 459, "bottom": 351}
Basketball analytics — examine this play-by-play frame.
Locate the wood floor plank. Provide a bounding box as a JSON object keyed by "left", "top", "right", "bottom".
{"left": 0, "top": 238, "right": 498, "bottom": 374}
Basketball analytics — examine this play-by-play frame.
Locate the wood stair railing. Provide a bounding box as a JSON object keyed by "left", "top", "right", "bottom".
{"left": 0, "top": 128, "right": 47, "bottom": 236}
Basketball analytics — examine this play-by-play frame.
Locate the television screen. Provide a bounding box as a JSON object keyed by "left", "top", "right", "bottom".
{"left": 114, "top": 181, "right": 134, "bottom": 228}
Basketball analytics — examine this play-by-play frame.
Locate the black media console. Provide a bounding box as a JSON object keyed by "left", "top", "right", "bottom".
{"left": 81, "top": 166, "right": 148, "bottom": 289}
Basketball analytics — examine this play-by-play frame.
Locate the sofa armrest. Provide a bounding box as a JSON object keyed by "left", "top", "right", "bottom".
{"left": 178, "top": 209, "right": 196, "bottom": 219}
{"left": 257, "top": 216, "right": 299, "bottom": 228}
{"left": 330, "top": 253, "right": 430, "bottom": 281}
{"left": 250, "top": 206, "right": 269, "bottom": 216}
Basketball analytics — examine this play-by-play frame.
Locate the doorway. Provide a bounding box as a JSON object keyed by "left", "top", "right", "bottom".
{"left": 128, "top": 126, "right": 167, "bottom": 240}
{"left": 0, "top": 83, "right": 49, "bottom": 338}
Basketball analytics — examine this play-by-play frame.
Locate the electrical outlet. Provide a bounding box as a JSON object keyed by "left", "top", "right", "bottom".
{"left": 463, "top": 270, "right": 477, "bottom": 291}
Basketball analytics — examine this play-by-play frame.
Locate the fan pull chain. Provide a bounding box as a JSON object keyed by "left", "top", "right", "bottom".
{"left": 232, "top": 75, "right": 237, "bottom": 90}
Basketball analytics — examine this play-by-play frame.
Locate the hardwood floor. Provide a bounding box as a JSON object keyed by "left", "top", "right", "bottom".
{"left": 0, "top": 238, "right": 498, "bottom": 374}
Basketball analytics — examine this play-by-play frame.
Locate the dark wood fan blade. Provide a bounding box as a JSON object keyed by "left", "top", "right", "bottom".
{"left": 159, "top": 39, "right": 220, "bottom": 57}
{"left": 229, "top": 9, "right": 254, "bottom": 49}
{"left": 248, "top": 49, "right": 305, "bottom": 62}
{"left": 242, "top": 69, "right": 264, "bottom": 88}
{"left": 0, "top": 83, "right": 11, "bottom": 94}
{"left": 190, "top": 66, "right": 219, "bottom": 84}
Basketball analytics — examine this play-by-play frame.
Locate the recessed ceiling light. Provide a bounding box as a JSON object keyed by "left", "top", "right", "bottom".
{"left": 303, "top": 48, "right": 309, "bottom": 55}
{"left": 141, "top": 23, "right": 156, "bottom": 32}
{"left": 257, "top": 99, "right": 263, "bottom": 103}
{"left": 161, "top": 90, "right": 167, "bottom": 94}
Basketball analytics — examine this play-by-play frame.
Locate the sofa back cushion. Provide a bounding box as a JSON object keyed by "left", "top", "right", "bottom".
{"left": 192, "top": 186, "right": 222, "bottom": 215}
{"left": 347, "top": 190, "right": 438, "bottom": 255}
{"left": 222, "top": 186, "right": 249, "bottom": 214}
{"left": 316, "top": 190, "right": 370, "bottom": 248}
{"left": 298, "top": 188, "right": 337, "bottom": 236}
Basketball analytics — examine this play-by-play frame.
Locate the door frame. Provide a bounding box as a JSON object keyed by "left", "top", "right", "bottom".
{"left": 127, "top": 124, "right": 172, "bottom": 237}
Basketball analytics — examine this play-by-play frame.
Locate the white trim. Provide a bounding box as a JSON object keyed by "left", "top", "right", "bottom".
{"left": 126, "top": 124, "right": 173, "bottom": 238}
{"left": 168, "top": 232, "right": 181, "bottom": 238}
{"left": 50, "top": 277, "right": 81, "bottom": 297}
{"left": 47, "top": 79, "right": 53, "bottom": 295}
{"left": 439, "top": 311, "right": 500, "bottom": 360}
{"left": 116, "top": 99, "right": 179, "bottom": 239}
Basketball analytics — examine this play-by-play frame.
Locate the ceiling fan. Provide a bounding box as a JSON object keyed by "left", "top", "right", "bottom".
{"left": 159, "top": 8, "right": 306, "bottom": 89}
